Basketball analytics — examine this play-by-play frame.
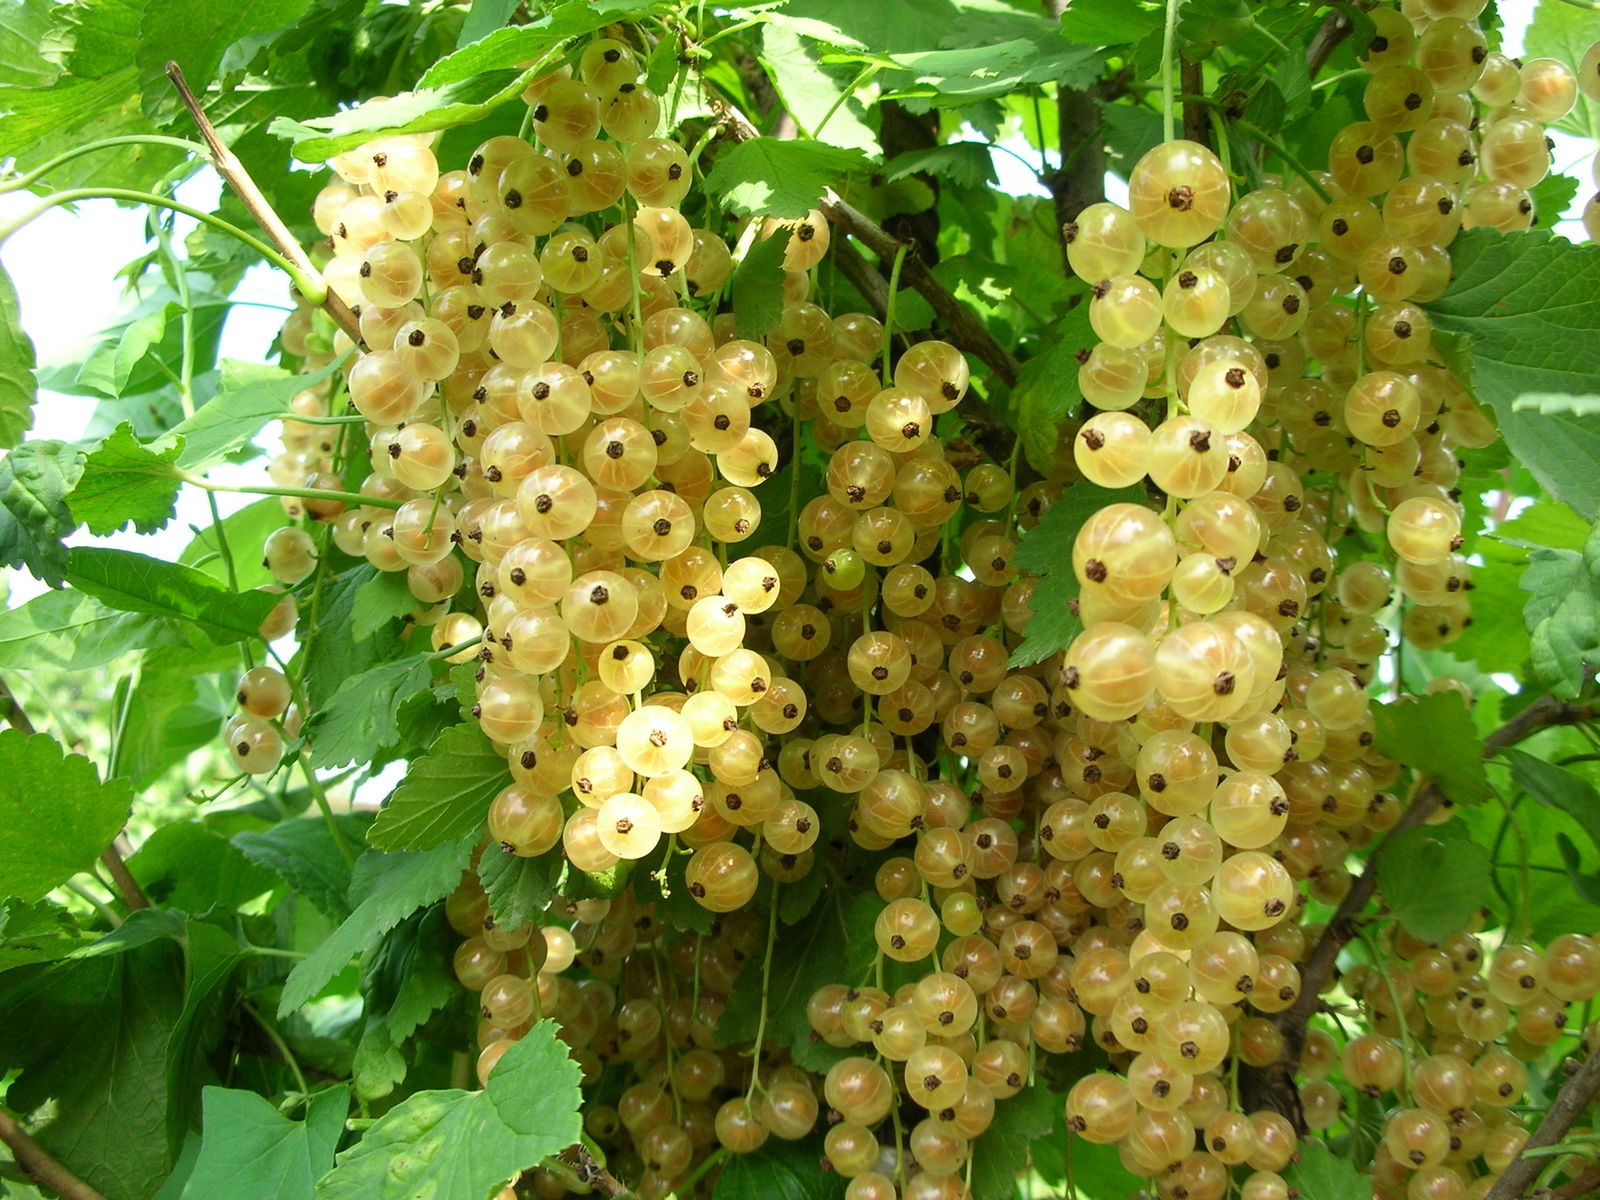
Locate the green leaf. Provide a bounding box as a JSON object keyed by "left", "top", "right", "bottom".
{"left": 1521, "top": 522, "right": 1600, "bottom": 698}
{"left": 65, "top": 546, "right": 279, "bottom": 645}
{"left": 1176, "top": 0, "right": 1252, "bottom": 58}
{"left": 760, "top": 22, "right": 879, "bottom": 153}
{"left": 422, "top": 1, "right": 667, "bottom": 86}
{"left": 351, "top": 569, "right": 417, "bottom": 641}
{"left": 277, "top": 835, "right": 475, "bottom": 1016}
{"left": 0, "top": 0, "right": 61, "bottom": 88}
{"left": 1530, "top": 170, "right": 1580, "bottom": 230}
{"left": 732, "top": 234, "right": 790, "bottom": 341}
{"left": 232, "top": 815, "right": 369, "bottom": 921}
{"left": 128, "top": 822, "right": 278, "bottom": 914}
{"left": 1370, "top": 692, "right": 1493, "bottom": 805}
{"left": 1496, "top": 501, "right": 1595, "bottom": 550}
{"left": 0, "top": 898, "right": 84, "bottom": 972}
{"left": 178, "top": 498, "right": 284, "bottom": 590}
{"left": 115, "top": 645, "right": 234, "bottom": 788}
{"left": 271, "top": 70, "right": 528, "bottom": 161}
{"left": 969, "top": 1089, "right": 1057, "bottom": 1200}
{"left": 1505, "top": 748, "right": 1600, "bottom": 859}
{"left": 1379, "top": 823, "right": 1493, "bottom": 943}
{"left": 0, "top": 911, "right": 246, "bottom": 1200}
{"left": 368, "top": 722, "right": 511, "bottom": 853}
{"left": 1011, "top": 292, "right": 1094, "bottom": 473}
{"left": 877, "top": 38, "right": 1100, "bottom": 103}
{"left": 457, "top": 0, "right": 521, "bottom": 47}
{"left": 1008, "top": 482, "right": 1145, "bottom": 668}
{"left": 0, "top": 440, "right": 86, "bottom": 586}
{"left": 67, "top": 422, "right": 183, "bottom": 535}
{"left": 307, "top": 655, "right": 437, "bottom": 770}
{"left": 1527, "top": 0, "right": 1600, "bottom": 143}
{"left": 0, "top": 730, "right": 132, "bottom": 904}
{"left": 363, "top": 907, "right": 456, "bottom": 1044}
{"left": 177, "top": 1085, "right": 347, "bottom": 1200}
{"left": 0, "top": 262, "right": 37, "bottom": 449}
{"left": 477, "top": 846, "right": 558, "bottom": 931}
{"left": 172, "top": 357, "right": 346, "bottom": 471}
{"left": 316, "top": 1020, "right": 581, "bottom": 1200}
{"left": 137, "top": 0, "right": 315, "bottom": 109}
{"left": 703, "top": 138, "right": 872, "bottom": 219}
{"left": 0, "top": 588, "right": 187, "bottom": 671}
{"left": 1283, "top": 1140, "right": 1369, "bottom": 1200}
{"left": 714, "top": 1136, "right": 844, "bottom": 1200}
{"left": 885, "top": 143, "right": 996, "bottom": 189}
{"left": 1057, "top": 0, "right": 1161, "bottom": 45}
{"left": 303, "top": 565, "right": 410, "bottom": 715}
{"left": 1426, "top": 230, "right": 1600, "bottom": 517}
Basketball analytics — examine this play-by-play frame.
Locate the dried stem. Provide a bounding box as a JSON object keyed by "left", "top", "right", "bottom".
{"left": 1242, "top": 693, "right": 1599, "bottom": 1124}
{"left": 0, "top": 673, "right": 149, "bottom": 912}
{"left": 164, "top": 62, "right": 361, "bottom": 344}
{"left": 1484, "top": 1045, "right": 1600, "bottom": 1200}
{"left": 0, "top": 1108, "right": 110, "bottom": 1200}
{"left": 1306, "top": 6, "right": 1360, "bottom": 79}
{"left": 1180, "top": 60, "right": 1209, "bottom": 146}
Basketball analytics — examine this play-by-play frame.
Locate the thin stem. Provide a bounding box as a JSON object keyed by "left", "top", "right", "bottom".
{"left": 0, "top": 188, "right": 319, "bottom": 297}
{"left": 1231, "top": 119, "right": 1332, "bottom": 201}
{"left": 165, "top": 63, "right": 361, "bottom": 342}
{"left": 0, "top": 1108, "right": 109, "bottom": 1200}
{"left": 881, "top": 242, "right": 909, "bottom": 387}
{"left": 153, "top": 219, "right": 197, "bottom": 417}
{"left": 99, "top": 846, "right": 151, "bottom": 911}
{"left": 1161, "top": 0, "right": 1183, "bottom": 144}
{"left": 745, "top": 880, "right": 782, "bottom": 1104}
{"left": 244, "top": 1000, "right": 311, "bottom": 1104}
{"left": 674, "top": 1146, "right": 731, "bottom": 1195}
{"left": 0, "top": 134, "right": 207, "bottom": 195}
{"left": 298, "top": 754, "right": 357, "bottom": 868}
{"left": 176, "top": 470, "right": 402, "bottom": 511}
{"left": 814, "top": 64, "right": 880, "bottom": 138}
{"left": 62, "top": 877, "right": 122, "bottom": 928}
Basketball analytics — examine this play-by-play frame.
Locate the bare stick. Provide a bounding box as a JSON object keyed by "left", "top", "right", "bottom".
{"left": 1180, "top": 60, "right": 1209, "bottom": 146}
{"left": 1243, "top": 693, "right": 1597, "bottom": 1123}
{"left": 164, "top": 62, "right": 362, "bottom": 344}
{"left": 0, "top": 1108, "right": 110, "bottom": 1200}
{"left": 1485, "top": 1045, "right": 1600, "bottom": 1200}
{"left": 1306, "top": 6, "right": 1360, "bottom": 79}
{"left": 0, "top": 673, "right": 149, "bottom": 912}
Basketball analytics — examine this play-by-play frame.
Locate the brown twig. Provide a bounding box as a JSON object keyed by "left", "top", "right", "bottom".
{"left": 1242, "top": 693, "right": 1598, "bottom": 1124}
{"left": 1306, "top": 6, "right": 1360, "bottom": 79}
{"left": 1180, "top": 60, "right": 1209, "bottom": 146}
{"left": 1048, "top": 87, "right": 1107, "bottom": 278}
{"left": 0, "top": 1108, "right": 110, "bottom": 1200}
{"left": 1485, "top": 1046, "right": 1600, "bottom": 1200}
{"left": 164, "top": 62, "right": 362, "bottom": 344}
{"left": 0, "top": 673, "right": 149, "bottom": 912}
{"left": 707, "top": 93, "right": 1023, "bottom": 388}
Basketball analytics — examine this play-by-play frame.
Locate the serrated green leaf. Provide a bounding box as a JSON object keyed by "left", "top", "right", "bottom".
{"left": 477, "top": 847, "right": 558, "bottom": 931}
{"left": 350, "top": 568, "right": 415, "bottom": 640}
{"left": 0, "top": 262, "right": 36, "bottom": 448}
{"left": 364, "top": 907, "right": 456, "bottom": 1044}
{"left": 66, "top": 422, "right": 183, "bottom": 535}
{"left": 0, "top": 588, "right": 186, "bottom": 671}
{"left": 172, "top": 356, "right": 345, "bottom": 471}
{"left": 271, "top": 69, "right": 528, "bottom": 161}
{"left": 0, "top": 730, "right": 132, "bottom": 904}
{"left": 277, "top": 835, "right": 475, "bottom": 1016}
{"left": 176, "top": 1085, "right": 347, "bottom": 1200}
{"left": 713, "top": 1136, "right": 844, "bottom": 1200}
{"left": 0, "top": 910, "right": 246, "bottom": 1200}
{"left": 1426, "top": 230, "right": 1600, "bottom": 517}
{"left": 316, "top": 1021, "right": 581, "bottom": 1200}
{"left": 128, "top": 822, "right": 277, "bottom": 914}
{"left": 1283, "top": 1140, "right": 1368, "bottom": 1200}
{"left": 1512, "top": 392, "right": 1600, "bottom": 417}
{"left": 306, "top": 655, "right": 436, "bottom": 770}
{"left": 369, "top": 722, "right": 511, "bottom": 852}
{"left": 969, "top": 1089, "right": 1058, "bottom": 1200}
{"left": 232, "top": 815, "right": 369, "bottom": 921}
{"left": 0, "top": 440, "right": 86, "bottom": 586}
{"left": 1521, "top": 523, "right": 1600, "bottom": 698}
{"left": 421, "top": 1, "right": 668, "bottom": 87}
{"left": 1379, "top": 823, "right": 1493, "bottom": 944}
{"left": 1531, "top": 170, "right": 1580, "bottom": 229}
{"left": 137, "top": 0, "right": 315, "bottom": 112}
{"left": 1010, "top": 292, "right": 1094, "bottom": 473}
{"left": 457, "top": 0, "right": 521, "bottom": 47}
{"left": 1496, "top": 501, "right": 1593, "bottom": 551}
{"left": 876, "top": 37, "right": 1100, "bottom": 103}
{"left": 760, "top": 22, "right": 878, "bottom": 152}
{"left": 885, "top": 143, "right": 996, "bottom": 189}
{"left": 1370, "top": 692, "right": 1492, "bottom": 805}
{"left": 732, "top": 233, "right": 789, "bottom": 340}
{"left": 65, "top": 545, "right": 278, "bottom": 645}
{"left": 703, "top": 138, "right": 872, "bottom": 219}
{"left": 1057, "top": 0, "right": 1160, "bottom": 45}
{"left": 1506, "top": 748, "right": 1600, "bottom": 860}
